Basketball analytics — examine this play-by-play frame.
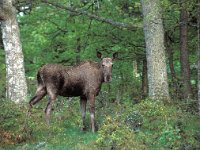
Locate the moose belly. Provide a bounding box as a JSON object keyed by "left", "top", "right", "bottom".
{"left": 59, "top": 86, "right": 83, "bottom": 97}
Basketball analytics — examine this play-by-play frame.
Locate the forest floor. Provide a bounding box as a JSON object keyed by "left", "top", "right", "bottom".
{"left": 0, "top": 99, "right": 98, "bottom": 150}
{"left": 1, "top": 126, "right": 97, "bottom": 150}
{"left": 1, "top": 97, "right": 200, "bottom": 150}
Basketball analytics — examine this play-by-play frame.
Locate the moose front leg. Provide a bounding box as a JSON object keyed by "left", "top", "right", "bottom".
{"left": 88, "top": 94, "right": 95, "bottom": 133}
{"left": 45, "top": 91, "right": 56, "bottom": 125}
{"left": 80, "top": 96, "right": 87, "bottom": 131}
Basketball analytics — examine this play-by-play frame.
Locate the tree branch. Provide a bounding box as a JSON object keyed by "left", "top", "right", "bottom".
{"left": 41, "top": 0, "right": 140, "bottom": 31}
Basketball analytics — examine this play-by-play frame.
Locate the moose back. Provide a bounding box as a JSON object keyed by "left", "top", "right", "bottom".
{"left": 29, "top": 51, "right": 118, "bottom": 132}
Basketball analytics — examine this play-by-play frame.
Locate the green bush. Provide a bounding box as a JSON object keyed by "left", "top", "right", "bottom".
{"left": 95, "top": 98, "right": 200, "bottom": 149}
{"left": 125, "top": 111, "right": 143, "bottom": 131}
{"left": 158, "top": 124, "right": 181, "bottom": 148}
{"left": 0, "top": 99, "right": 31, "bottom": 145}
{"left": 96, "top": 115, "right": 147, "bottom": 150}
{"left": 0, "top": 100, "right": 25, "bottom": 130}
{"left": 133, "top": 99, "right": 200, "bottom": 149}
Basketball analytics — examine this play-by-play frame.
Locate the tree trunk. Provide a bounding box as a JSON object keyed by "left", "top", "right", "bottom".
{"left": 132, "top": 60, "right": 138, "bottom": 78}
{"left": 142, "top": 58, "right": 148, "bottom": 98}
{"left": 165, "top": 32, "right": 180, "bottom": 98}
{"left": 180, "top": 1, "right": 192, "bottom": 99}
{"left": 0, "top": 29, "right": 3, "bottom": 49}
{"left": 165, "top": 32, "right": 176, "bottom": 82}
{"left": 76, "top": 37, "right": 81, "bottom": 64}
{"left": 197, "top": 0, "right": 200, "bottom": 114}
{"left": 0, "top": 0, "right": 27, "bottom": 102}
{"left": 141, "top": 0, "right": 170, "bottom": 100}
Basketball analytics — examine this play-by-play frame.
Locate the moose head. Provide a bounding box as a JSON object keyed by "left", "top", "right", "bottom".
{"left": 97, "top": 51, "right": 118, "bottom": 82}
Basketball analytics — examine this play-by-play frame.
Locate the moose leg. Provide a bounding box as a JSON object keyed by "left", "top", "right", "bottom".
{"left": 80, "top": 96, "right": 87, "bottom": 131}
{"left": 29, "top": 85, "right": 46, "bottom": 108}
{"left": 45, "top": 89, "right": 57, "bottom": 125}
{"left": 88, "top": 94, "right": 95, "bottom": 132}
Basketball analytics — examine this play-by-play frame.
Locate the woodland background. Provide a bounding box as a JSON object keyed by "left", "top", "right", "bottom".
{"left": 0, "top": 0, "right": 200, "bottom": 149}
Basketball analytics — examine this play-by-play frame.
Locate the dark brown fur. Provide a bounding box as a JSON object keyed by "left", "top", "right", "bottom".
{"left": 29, "top": 52, "right": 118, "bottom": 132}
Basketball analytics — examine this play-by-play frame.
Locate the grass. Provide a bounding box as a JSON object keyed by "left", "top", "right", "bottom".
{"left": 1, "top": 127, "right": 97, "bottom": 150}
{"left": 0, "top": 98, "right": 97, "bottom": 150}
{"left": 1, "top": 97, "right": 200, "bottom": 150}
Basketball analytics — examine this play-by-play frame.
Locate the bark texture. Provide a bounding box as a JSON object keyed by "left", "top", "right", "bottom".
{"left": 180, "top": 1, "right": 192, "bottom": 99}
{"left": 0, "top": 0, "right": 27, "bottom": 102}
{"left": 141, "top": 0, "right": 170, "bottom": 99}
{"left": 197, "top": 0, "right": 200, "bottom": 113}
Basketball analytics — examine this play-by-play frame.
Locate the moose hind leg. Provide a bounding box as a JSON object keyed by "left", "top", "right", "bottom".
{"left": 45, "top": 88, "right": 57, "bottom": 125}
{"left": 80, "top": 96, "right": 87, "bottom": 131}
{"left": 29, "top": 85, "right": 46, "bottom": 108}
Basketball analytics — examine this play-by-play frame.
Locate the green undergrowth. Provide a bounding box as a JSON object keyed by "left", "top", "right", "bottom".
{"left": 1, "top": 97, "right": 200, "bottom": 149}
{"left": 95, "top": 99, "right": 200, "bottom": 149}
{"left": 0, "top": 98, "right": 97, "bottom": 150}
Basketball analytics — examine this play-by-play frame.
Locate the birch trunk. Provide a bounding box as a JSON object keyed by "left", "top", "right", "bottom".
{"left": 141, "top": 0, "right": 170, "bottom": 100}
{"left": 0, "top": 0, "right": 27, "bottom": 102}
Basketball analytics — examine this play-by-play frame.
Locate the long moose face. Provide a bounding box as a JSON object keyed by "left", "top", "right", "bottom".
{"left": 101, "top": 58, "right": 113, "bottom": 82}
{"left": 97, "top": 51, "right": 118, "bottom": 82}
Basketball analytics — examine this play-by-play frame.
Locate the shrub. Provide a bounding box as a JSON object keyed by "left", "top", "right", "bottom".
{"left": 96, "top": 114, "right": 147, "bottom": 150}
{"left": 0, "top": 99, "right": 25, "bottom": 130}
{"left": 96, "top": 98, "right": 200, "bottom": 149}
{"left": 0, "top": 99, "right": 30, "bottom": 145}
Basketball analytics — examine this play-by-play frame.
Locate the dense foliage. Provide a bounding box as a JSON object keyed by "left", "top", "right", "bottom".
{"left": 0, "top": 0, "right": 200, "bottom": 149}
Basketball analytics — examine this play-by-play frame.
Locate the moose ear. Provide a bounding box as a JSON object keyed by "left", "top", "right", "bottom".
{"left": 97, "top": 51, "right": 102, "bottom": 59}
{"left": 112, "top": 52, "right": 118, "bottom": 60}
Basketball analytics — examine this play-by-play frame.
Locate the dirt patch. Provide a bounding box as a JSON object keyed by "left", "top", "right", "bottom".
{"left": 0, "top": 129, "right": 16, "bottom": 145}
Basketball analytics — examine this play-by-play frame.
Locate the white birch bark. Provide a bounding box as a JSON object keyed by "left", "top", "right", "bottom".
{"left": 141, "top": 0, "right": 170, "bottom": 100}
{"left": 1, "top": 0, "right": 27, "bottom": 102}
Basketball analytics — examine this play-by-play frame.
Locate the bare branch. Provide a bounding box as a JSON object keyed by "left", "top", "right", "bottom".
{"left": 41, "top": 0, "right": 141, "bottom": 31}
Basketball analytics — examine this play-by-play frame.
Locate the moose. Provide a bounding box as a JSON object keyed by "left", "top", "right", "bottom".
{"left": 29, "top": 51, "right": 118, "bottom": 132}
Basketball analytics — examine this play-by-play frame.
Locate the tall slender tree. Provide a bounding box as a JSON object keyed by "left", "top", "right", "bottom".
{"left": 165, "top": 32, "right": 180, "bottom": 98}
{"left": 0, "top": 0, "right": 27, "bottom": 102}
{"left": 141, "top": 0, "right": 170, "bottom": 99}
{"left": 197, "top": 0, "right": 200, "bottom": 113}
{"left": 180, "top": 0, "right": 192, "bottom": 99}
{"left": 165, "top": 32, "right": 177, "bottom": 84}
